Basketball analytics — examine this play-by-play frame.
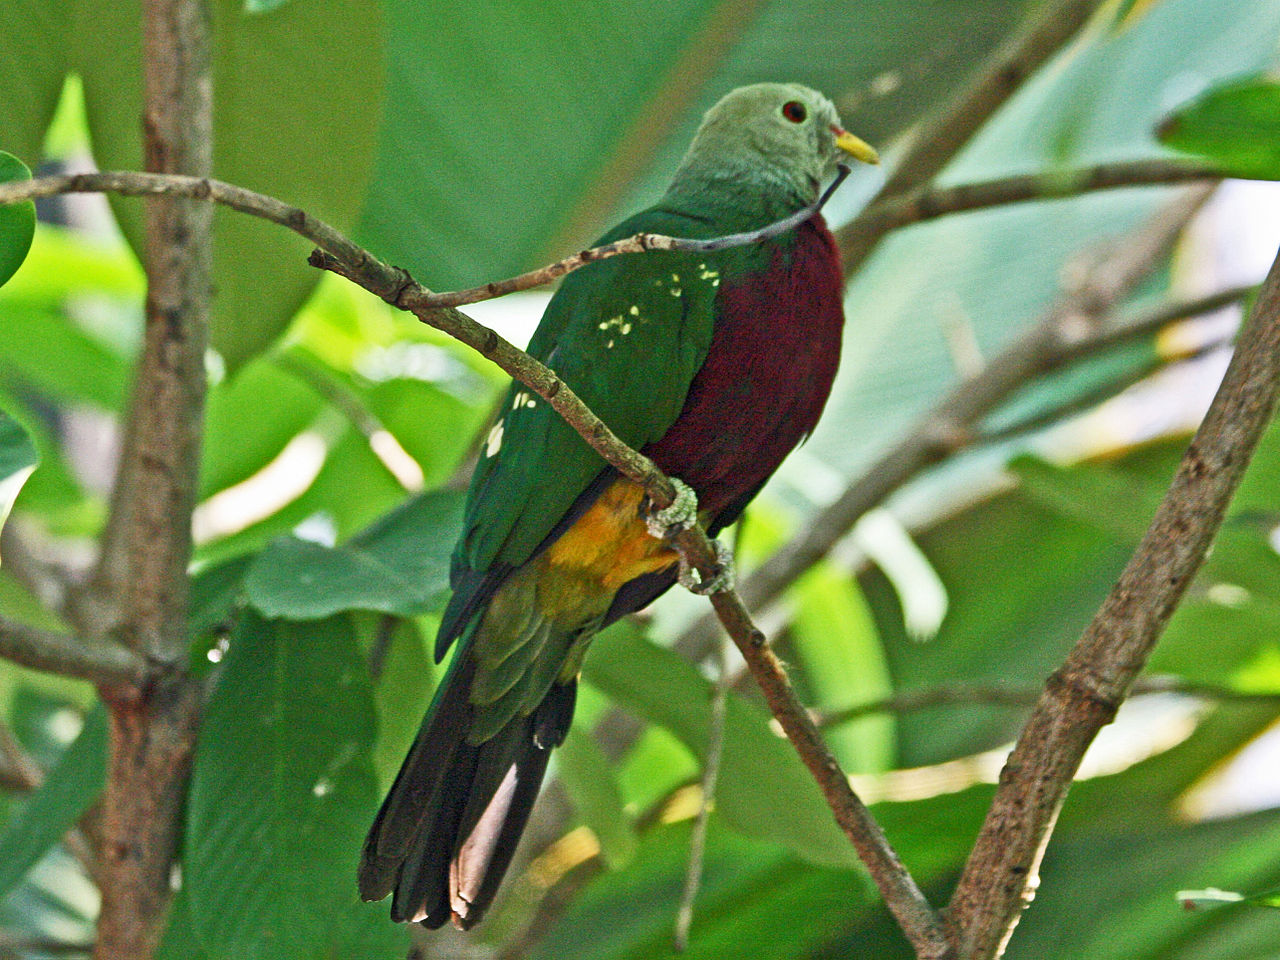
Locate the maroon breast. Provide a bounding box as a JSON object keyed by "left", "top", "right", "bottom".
{"left": 643, "top": 214, "right": 845, "bottom": 520}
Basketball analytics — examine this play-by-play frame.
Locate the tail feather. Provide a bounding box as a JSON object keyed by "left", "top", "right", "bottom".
{"left": 359, "top": 646, "right": 578, "bottom": 930}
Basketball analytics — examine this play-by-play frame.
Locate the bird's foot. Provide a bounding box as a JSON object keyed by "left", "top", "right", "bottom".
{"left": 645, "top": 477, "right": 699, "bottom": 540}
{"left": 678, "top": 538, "right": 736, "bottom": 596}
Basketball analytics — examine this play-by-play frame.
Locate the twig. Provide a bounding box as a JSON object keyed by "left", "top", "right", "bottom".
{"left": 817, "top": 677, "right": 1280, "bottom": 730}
{"left": 673, "top": 626, "right": 731, "bottom": 951}
{"left": 676, "top": 188, "right": 1217, "bottom": 662}
{"left": 839, "top": 159, "right": 1223, "bottom": 259}
{"left": 839, "top": 0, "right": 1111, "bottom": 275}
{"left": 946, "top": 240, "right": 1280, "bottom": 959}
{"left": 0, "top": 166, "right": 849, "bottom": 309}
{"left": 0, "top": 617, "right": 144, "bottom": 687}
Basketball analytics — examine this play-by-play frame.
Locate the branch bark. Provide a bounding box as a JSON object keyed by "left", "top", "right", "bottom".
{"left": 92, "top": 0, "right": 213, "bottom": 957}
{"left": 946, "top": 240, "right": 1280, "bottom": 958}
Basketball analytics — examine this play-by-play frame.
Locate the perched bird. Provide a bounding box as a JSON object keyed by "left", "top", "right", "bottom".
{"left": 360, "top": 82, "right": 878, "bottom": 929}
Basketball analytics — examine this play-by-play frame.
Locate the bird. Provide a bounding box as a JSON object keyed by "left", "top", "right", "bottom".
{"left": 359, "top": 82, "right": 878, "bottom": 930}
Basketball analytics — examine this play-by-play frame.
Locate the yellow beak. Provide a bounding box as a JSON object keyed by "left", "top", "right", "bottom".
{"left": 832, "top": 127, "right": 879, "bottom": 165}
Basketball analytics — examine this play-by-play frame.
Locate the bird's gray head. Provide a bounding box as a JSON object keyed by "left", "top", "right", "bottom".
{"left": 670, "top": 82, "right": 878, "bottom": 206}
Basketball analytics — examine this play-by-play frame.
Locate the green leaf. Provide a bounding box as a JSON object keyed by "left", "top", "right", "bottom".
{"left": 360, "top": 0, "right": 1032, "bottom": 291}
{"left": 0, "top": 2, "right": 72, "bottom": 164}
{"left": 74, "top": 0, "right": 385, "bottom": 371}
{"left": 369, "top": 617, "right": 434, "bottom": 792}
{"left": 243, "top": 490, "right": 462, "bottom": 619}
{"left": 1158, "top": 75, "right": 1280, "bottom": 179}
{"left": 790, "top": 562, "right": 894, "bottom": 773}
{"left": 0, "top": 407, "right": 38, "bottom": 537}
{"left": 185, "top": 613, "right": 396, "bottom": 959}
{"left": 155, "top": 890, "right": 210, "bottom": 960}
{"left": 584, "top": 624, "right": 857, "bottom": 868}
{"left": 0, "top": 705, "right": 106, "bottom": 901}
{"left": 557, "top": 726, "right": 639, "bottom": 869}
{"left": 0, "top": 152, "right": 35, "bottom": 290}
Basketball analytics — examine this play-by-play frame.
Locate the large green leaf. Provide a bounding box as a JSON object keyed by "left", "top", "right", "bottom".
{"left": 0, "top": 705, "right": 105, "bottom": 902}
{"left": 584, "top": 624, "right": 858, "bottom": 868}
{"left": 1005, "top": 809, "right": 1280, "bottom": 960}
{"left": 789, "top": 562, "right": 894, "bottom": 774}
{"left": 558, "top": 726, "right": 639, "bottom": 870}
{"left": 73, "top": 0, "right": 385, "bottom": 370}
{"left": 1159, "top": 75, "right": 1280, "bottom": 179}
{"left": 0, "top": 1, "right": 71, "bottom": 165}
{"left": 359, "top": 0, "right": 1032, "bottom": 289}
{"left": 185, "top": 613, "right": 404, "bottom": 959}
{"left": 243, "top": 489, "right": 462, "bottom": 619}
{"left": 0, "top": 153, "right": 35, "bottom": 290}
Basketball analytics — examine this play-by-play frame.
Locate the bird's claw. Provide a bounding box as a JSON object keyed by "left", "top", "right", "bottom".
{"left": 678, "top": 538, "right": 736, "bottom": 596}
{"left": 645, "top": 477, "right": 699, "bottom": 540}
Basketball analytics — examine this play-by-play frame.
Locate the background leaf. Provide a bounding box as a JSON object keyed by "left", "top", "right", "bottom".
{"left": 73, "top": 0, "right": 386, "bottom": 370}
{"left": 185, "top": 613, "right": 404, "bottom": 959}
{"left": 0, "top": 153, "right": 35, "bottom": 290}
{"left": 0, "top": 705, "right": 104, "bottom": 902}
{"left": 1159, "top": 75, "right": 1280, "bottom": 179}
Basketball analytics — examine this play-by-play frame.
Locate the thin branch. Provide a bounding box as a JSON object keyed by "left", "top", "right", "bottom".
{"left": 0, "top": 166, "right": 849, "bottom": 309}
{"left": 947, "top": 240, "right": 1280, "bottom": 959}
{"left": 0, "top": 616, "right": 145, "bottom": 686}
{"left": 839, "top": 0, "right": 1111, "bottom": 275}
{"left": 839, "top": 159, "right": 1223, "bottom": 258}
{"left": 673, "top": 629, "right": 731, "bottom": 951}
{"left": 817, "top": 677, "right": 1280, "bottom": 730}
{"left": 676, "top": 187, "right": 1217, "bottom": 662}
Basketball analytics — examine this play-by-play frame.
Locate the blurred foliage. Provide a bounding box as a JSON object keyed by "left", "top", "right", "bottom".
{"left": 0, "top": 152, "right": 34, "bottom": 290}
{"left": 1, "top": 0, "right": 1280, "bottom": 958}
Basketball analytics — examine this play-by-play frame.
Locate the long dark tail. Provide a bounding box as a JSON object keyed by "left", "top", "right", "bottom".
{"left": 358, "top": 652, "right": 577, "bottom": 929}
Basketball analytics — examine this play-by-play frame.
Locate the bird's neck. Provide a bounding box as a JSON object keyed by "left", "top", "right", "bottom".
{"left": 662, "top": 161, "right": 815, "bottom": 229}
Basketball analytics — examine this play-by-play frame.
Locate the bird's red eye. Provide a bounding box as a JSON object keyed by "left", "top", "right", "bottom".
{"left": 782, "top": 100, "right": 807, "bottom": 123}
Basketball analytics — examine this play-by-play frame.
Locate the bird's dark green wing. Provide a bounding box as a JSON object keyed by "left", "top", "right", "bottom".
{"left": 437, "top": 206, "right": 732, "bottom": 654}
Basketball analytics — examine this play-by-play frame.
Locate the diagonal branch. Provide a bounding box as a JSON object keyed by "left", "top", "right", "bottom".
{"left": 839, "top": 158, "right": 1224, "bottom": 258}
{"left": 946, "top": 239, "right": 1280, "bottom": 959}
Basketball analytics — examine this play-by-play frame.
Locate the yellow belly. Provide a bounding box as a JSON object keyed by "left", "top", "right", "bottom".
{"left": 538, "top": 478, "right": 678, "bottom": 619}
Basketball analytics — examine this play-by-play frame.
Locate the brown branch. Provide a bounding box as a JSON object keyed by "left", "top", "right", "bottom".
{"left": 0, "top": 617, "right": 144, "bottom": 686}
{"left": 0, "top": 166, "right": 849, "bottom": 310}
{"left": 817, "top": 677, "right": 1280, "bottom": 730}
{"left": 839, "top": 159, "right": 1224, "bottom": 258}
{"left": 839, "top": 0, "right": 1111, "bottom": 275}
{"left": 92, "top": 0, "right": 213, "bottom": 957}
{"left": 676, "top": 187, "right": 1217, "bottom": 661}
{"left": 673, "top": 632, "right": 731, "bottom": 951}
{"left": 946, "top": 240, "right": 1280, "bottom": 959}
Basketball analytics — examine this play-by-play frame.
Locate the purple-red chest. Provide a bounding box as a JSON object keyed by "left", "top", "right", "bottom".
{"left": 644, "top": 214, "right": 845, "bottom": 519}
